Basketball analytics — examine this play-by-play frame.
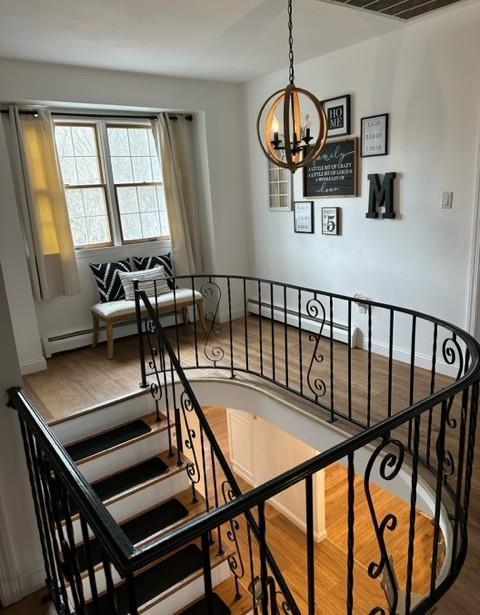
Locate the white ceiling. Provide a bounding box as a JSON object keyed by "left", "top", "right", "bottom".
{"left": 0, "top": 0, "right": 405, "bottom": 82}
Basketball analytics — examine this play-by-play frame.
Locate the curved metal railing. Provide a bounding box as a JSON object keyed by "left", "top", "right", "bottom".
{"left": 9, "top": 274, "right": 480, "bottom": 615}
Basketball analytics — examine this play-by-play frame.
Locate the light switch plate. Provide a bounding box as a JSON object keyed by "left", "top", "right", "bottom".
{"left": 441, "top": 191, "right": 453, "bottom": 209}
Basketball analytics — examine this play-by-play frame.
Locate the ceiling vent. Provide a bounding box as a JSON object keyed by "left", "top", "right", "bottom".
{"left": 319, "top": 0, "right": 467, "bottom": 21}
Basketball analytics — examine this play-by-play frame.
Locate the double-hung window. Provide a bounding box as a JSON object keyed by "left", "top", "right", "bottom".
{"left": 54, "top": 119, "right": 169, "bottom": 249}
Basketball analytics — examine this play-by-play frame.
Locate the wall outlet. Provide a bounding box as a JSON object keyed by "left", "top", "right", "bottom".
{"left": 441, "top": 191, "right": 453, "bottom": 209}
{"left": 353, "top": 293, "right": 369, "bottom": 314}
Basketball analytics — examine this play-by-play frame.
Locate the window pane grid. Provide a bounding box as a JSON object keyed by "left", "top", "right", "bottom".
{"left": 55, "top": 124, "right": 113, "bottom": 247}
{"left": 108, "top": 125, "right": 168, "bottom": 242}
{"left": 65, "top": 186, "right": 111, "bottom": 247}
{"left": 268, "top": 158, "right": 290, "bottom": 210}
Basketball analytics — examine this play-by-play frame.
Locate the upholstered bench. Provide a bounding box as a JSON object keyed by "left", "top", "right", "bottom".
{"left": 91, "top": 288, "right": 207, "bottom": 359}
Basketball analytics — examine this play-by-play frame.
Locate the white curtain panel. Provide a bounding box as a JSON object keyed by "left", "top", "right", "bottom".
{"left": 8, "top": 106, "right": 80, "bottom": 301}
{"left": 153, "top": 114, "right": 203, "bottom": 275}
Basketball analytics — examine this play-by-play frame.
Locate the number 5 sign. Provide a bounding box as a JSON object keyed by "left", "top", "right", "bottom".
{"left": 321, "top": 207, "right": 340, "bottom": 235}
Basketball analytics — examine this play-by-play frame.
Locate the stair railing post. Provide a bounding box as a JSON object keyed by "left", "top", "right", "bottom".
{"left": 134, "top": 281, "right": 148, "bottom": 388}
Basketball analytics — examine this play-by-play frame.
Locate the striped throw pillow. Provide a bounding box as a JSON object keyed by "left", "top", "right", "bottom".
{"left": 132, "top": 253, "right": 176, "bottom": 289}
{"left": 119, "top": 266, "right": 171, "bottom": 301}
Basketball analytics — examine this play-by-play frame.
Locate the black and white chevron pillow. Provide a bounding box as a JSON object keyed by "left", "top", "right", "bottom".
{"left": 89, "top": 260, "right": 131, "bottom": 303}
{"left": 132, "top": 253, "right": 176, "bottom": 289}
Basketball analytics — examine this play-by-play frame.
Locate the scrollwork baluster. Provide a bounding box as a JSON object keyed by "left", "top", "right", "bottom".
{"left": 180, "top": 391, "right": 201, "bottom": 503}
{"left": 364, "top": 437, "right": 405, "bottom": 615}
{"left": 201, "top": 280, "right": 225, "bottom": 366}
{"left": 221, "top": 480, "right": 246, "bottom": 600}
{"left": 305, "top": 297, "right": 327, "bottom": 400}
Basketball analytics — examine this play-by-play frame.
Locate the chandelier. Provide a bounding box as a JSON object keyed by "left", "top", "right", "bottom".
{"left": 257, "top": 0, "right": 328, "bottom": 173}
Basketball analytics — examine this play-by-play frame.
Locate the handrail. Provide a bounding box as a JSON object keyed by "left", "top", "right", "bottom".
{"left": 134, "top": 289, "right": 301, "bottom": 613}
{"left": 8, "top": 387, "right": 135, "bottom": 572}
{"left": 10, "top": 273, "right": 480, "bottom": 614}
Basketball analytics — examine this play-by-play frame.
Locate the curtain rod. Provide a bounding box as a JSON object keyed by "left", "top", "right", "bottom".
{"left": 0, "top": 108, "right": 193, "bottom": 121}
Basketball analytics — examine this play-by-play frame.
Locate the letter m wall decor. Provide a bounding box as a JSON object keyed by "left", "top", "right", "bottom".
{"left": 366, "top": 172, "right": 396, "bottom": 219}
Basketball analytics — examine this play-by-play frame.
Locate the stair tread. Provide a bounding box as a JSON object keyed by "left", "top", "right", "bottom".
{"left": 66, "top": 419, "right": 151, "bottom": 462}
{"left": 86, "top": 543, "right": 204, "bottom": 615}
{"left": 93, "top": 456, "right": 169, "bottom": 501}
{"left": 179, "top": 592, "right": 231, "bottom": 614}
{"left": 76, "top": 497, "right": 189, "bottom": 571}
{"left": 65, "top": 456, "right": 169, "bottom": 518}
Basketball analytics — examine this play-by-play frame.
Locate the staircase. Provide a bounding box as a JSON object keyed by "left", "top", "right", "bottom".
{"left": 13, "top": 276, "right": 480, "bottom": 614}
{"left": 53, "top": 393, "right": 253, "bottom": 614}
{"left": 49, "top": 395, "right": 252, "bottom": 615}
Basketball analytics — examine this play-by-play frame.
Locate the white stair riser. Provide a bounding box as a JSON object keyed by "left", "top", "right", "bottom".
{"left": 77, "top": 429, "right": 170, "bottom": 483}
{"left": 53, "top": 393, "right": 154, "bottom": 444}
{"left": 141, "top": 559, "right": 231, "bottom": 614}
{"left": 70, "top": 467, "right": 191, "bottom": 543}
{"left": 69, "top": 556, "right": 231, "bottom": 607}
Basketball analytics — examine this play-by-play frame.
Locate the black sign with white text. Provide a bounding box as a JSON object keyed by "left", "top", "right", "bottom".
{"left": 303, "top": 138, "right": 358, "bottom": 198}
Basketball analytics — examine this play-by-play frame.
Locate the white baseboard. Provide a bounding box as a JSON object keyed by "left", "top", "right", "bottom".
{"left": 43, "top": 313, "right": 186, "bottom": 357}
{"left": 361, "top": 337, "right": 459, "bottom": 378}
{"left": 232, "top": 460, "right": 254, "bottom": 485}
{"left": 232, "top": 462, "right": 327, "bottom": 543}
{"left": 267, "top": 496, "right": 327, "bottom": 544}
{"left": 17, "top": 559, "right": 45, "bottom": 597}
{"left": 20, "top": 357, "right": 47, "bottom": 375}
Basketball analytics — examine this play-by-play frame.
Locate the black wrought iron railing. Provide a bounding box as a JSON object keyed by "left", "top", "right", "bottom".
{"left": 9, "top": 274, "right": 480, "bottom": 614}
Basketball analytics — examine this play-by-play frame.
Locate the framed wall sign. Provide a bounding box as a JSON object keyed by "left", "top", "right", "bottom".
{"left": 322, "top": 94, "right": 351, "bottom": 138}
{"left": 361, "top": 113, "right": 389, "bottom": 157}
{"left": 321, "top": 207, "right": 340, "bottom": 235}
{"left": 294, "top": 201, "right": 314, "bottom": 234}
{"left": 303, "top": 137, "right": 359, "bottom": 198}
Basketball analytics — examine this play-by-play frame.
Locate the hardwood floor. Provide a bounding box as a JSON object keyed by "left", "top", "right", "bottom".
{"left": 204, "top": 407, "right": 437, "bottom": 614}
{"left": 0, "top": 590, "right": 49, "bottom": 614}
{"left": 21, "top": 318, "right": 480, "bottom": 613}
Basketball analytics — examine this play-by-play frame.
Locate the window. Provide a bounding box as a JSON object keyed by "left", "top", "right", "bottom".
{"left": 107, "top": 126, "right": 169, "bottom": 242}
{"left": 268, "top": 158, "right": 291, "bottom": 210}
{"left": 54, "top": 119, "right": 169, "bottom": 248}
{"left": 55, "top": 124, "right": 111, "bottom": 247}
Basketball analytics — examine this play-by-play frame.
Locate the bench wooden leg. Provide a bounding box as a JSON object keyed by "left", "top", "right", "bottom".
{"left": 106, "top": 321, "right": 114, "bottom": 359}
{"left": 182, "top": 306, "right": 190, "bottom": 325}
{"left": 197, "top": 301, "right": 208, "bottom": 335}
{"left": 92, "top": 315, "right": 100, "bottom": 348}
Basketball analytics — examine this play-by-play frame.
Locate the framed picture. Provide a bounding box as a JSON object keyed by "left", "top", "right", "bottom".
{"left": 294, "top": 201, "right": 314, "bottom": 234}
{"left": 361, "top": 113, "right": 389, "bottom": 157}
{"left": 303, "top": 137, "right": 359, "bottom": 198}
{"left": 322, "top": 94, "right": 351, "bottom": 138}
{"left": 322, "top": 207, "right": 340, "bottom": 235}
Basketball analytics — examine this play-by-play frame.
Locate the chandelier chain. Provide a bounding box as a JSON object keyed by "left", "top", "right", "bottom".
{"left": 288, "top": 0, "right": 295, "bottom": 85}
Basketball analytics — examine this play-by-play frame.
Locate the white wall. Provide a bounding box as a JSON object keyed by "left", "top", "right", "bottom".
{"left": 0, "top": 266, "right": 43, "bottom": 604}
{"left": 244, "top": 2, "right": 480, "bottom": 353}
{"left": 0, "top": 58, "right": 250, "bottom": 361}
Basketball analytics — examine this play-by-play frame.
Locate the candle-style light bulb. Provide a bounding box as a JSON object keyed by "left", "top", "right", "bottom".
{"left": 271, "top": 114, "right": 280, "bottom": 147}
{"left": 304, "top": 113, "right": 312, "bottom": 142}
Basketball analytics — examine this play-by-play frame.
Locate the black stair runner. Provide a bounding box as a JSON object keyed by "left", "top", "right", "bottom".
{"left": 180, "top": 593, "right": 231, "bottom": 614}
{"left": 65, "top": 457, "right": 168, "bottom": 518}
{"left": 66, "top": 420, "right": 151, "bottom": 462}
{"left": 86, "top": 544, "right": 206, "bottom": 614}
{"left": 76, "top": 498, "right": 189, "bottom": 571}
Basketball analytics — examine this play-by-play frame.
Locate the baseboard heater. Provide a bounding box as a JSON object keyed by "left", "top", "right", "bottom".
{"left": 43, "top": 312, "right": 181, "bottom": 358}
{"left": 247, "top": 298, "right": 358, "bottom": 347}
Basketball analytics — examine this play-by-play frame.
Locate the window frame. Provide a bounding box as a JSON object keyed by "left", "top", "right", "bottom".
{"left": 54, "top": 117, "right": 170, "bottom": 251}
{"left": 267, "top": 157, "right": 292, "bottom": 211}
{"left": 55, "top": 120, "right": 115, "bottom": 249}
{"left": 103, "top": 121, "right": 169, "bottom": 245}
